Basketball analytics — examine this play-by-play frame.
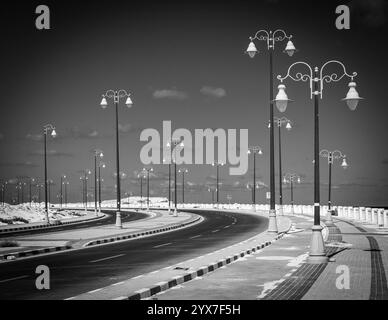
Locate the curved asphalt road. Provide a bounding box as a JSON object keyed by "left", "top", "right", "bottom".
{"left": 0, "top": 210, "right": 268, "bottom": 300}
{"left": 0, "top": 209, "right": 148, "bottom": 238}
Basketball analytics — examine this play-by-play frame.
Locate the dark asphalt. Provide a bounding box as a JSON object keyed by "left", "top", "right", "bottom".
{"left": 0, "top": 209, "right": 147, "bottom": 238}
{"left": 0, "top": 210, "right": 268, "bottom": 300}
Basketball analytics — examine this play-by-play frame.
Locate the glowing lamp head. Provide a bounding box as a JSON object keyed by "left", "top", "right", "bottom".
{"left": 100, "top": 96, "right": 108, "bottom": 109}
{"left": 342, "top": 81, "right": 363, "bottom": 111}
{"left": 297, "top": 177, "right": 301, "bottom": 184}
{"left": 51, "top": 129, "right": 57, "bottom": 138}
{"left": 341, "top": 158, "right": 348, "bottom": 169}
{"left": 246, "top": 41, "right": 258, "bottom": 58}
{"left": 284, "top": 40, "right": 296, "bottom": 57}
{"left": 125, "top": 96, "right": 133, "bottom": 108}
{"left": 283, "top": 178, "right": 287, "bottom": 184}
{"left": 275, "top": 84, "right": 291, "bottom": 113}
{"left": 286, "top": 122, "right": 292, "bottom": 130}
{"left": 258, "top": 149, "right": 263, "bottom": 155}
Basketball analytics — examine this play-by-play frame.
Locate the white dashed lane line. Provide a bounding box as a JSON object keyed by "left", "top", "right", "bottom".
{"left": 153, "top": 242, "right": 172, "bottom": 249}
{"left": 89, "top": 254, "right": 125, "bottom": 263}
{"left": 212, "top": 229, "right": 220, "bottom": 233}
{"left": 189, "top": 235, "right": 202, "bottom": 239}
{"left": 0, "top": 275, "right": 29, "bottom": 283}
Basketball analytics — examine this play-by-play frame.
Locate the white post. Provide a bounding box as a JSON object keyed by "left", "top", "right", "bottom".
{"left": 348, "top": 207, "right": 353, "bottom": 219}
{"left": 378, "top": 209, "right": 384, "bottom": 227}
{"left": 384, "top": 210, "right": 388, "bottom": 228}
{"left": 366, "top": 207, "right": 372, "bottom": 222}
{"left": 372, "top": 209, "right": 377, "bottom": 224}
{"left": 354, "top": 207, "right": 360, "bottom": 221}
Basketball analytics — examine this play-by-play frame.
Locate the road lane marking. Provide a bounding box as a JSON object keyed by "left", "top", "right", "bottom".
{"left": 112, "top": 296, "right": 127, "bottom": 300}
{"left": 223, "top": 225, "right": 230, "bottom": 229}
{"left": 132, "top": 275, "right": 144, "bottom": 280}
{"left": 112, "top": 281, "right": 125, "bottom": 286}
{"left": 64, "top": 297, "right": 76, "bottom": 300}
{"left": 212, "top": 229, "right": 220, "bottom": 233}
{"left": 153, "top": 242, "right": 172, "bottom": 248}
{"left": 189, "top": 235, "right": 202, "bottom": 239}
{"left": 90, "top": 254, "right": 125, "bottom": 263}
{"left": 0, "top": 275, "right": 29, "bottom": 283}
{"left": 88, "top": 288, "right": 103, "bottom": 293}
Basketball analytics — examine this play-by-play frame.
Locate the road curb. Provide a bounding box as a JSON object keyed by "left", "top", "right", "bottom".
{"left": 84, "top": 214, "right": 202, "bottom": 247}
{"left": 0, "top": 245, "right": 72, "bottom": 261}
{"left": 0, "top": 213, "right": 108, "bottom": 235}
{"left": 127, "top": 226, "right": 290, "bottom": 300}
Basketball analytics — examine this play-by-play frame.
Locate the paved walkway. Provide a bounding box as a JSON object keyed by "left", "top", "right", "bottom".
{"left": 152, "top": 214, "right": 388, "bottom": 300}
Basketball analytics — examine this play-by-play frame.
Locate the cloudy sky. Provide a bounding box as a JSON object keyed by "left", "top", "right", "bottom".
{"left": 0, "top": 0, "right": 387, "bottom": 206}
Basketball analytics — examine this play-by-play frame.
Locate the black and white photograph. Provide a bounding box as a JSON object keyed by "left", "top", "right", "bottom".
{"left": 0, "top": 0, "right": 387, "bottom": 310}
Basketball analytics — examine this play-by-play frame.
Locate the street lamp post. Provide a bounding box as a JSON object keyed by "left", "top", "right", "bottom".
{"left": 212, "top": 161, "right": 225, "bottom": 208}
{"left": 143, "top": 168, "right": 153, "bottom": 212}
{"left": 246, "top": 29, "right": 296, "bottom": 233}
{"left": 93, "top": 149, "right": 104, "bottom": 216}
{"left": 178, "top": 168, "right": 188, "bottom": 208}
{"left": 29, "top": 178, "right": 35, "bottom": 206}
{"left": 60, "top": 175, "right": 66, "bottom": 210}
{"left": 275, "top": 60, "right": 362, "bottom": 263}
{"left": 137, "top": 171, "right": 145, "bottom": 210}
{"left": 171, "top": 139, "right": 184, "bottom": 217}
{"left": 64, "top": 181, "right": 69, "bottom": 208}
{"left": 43, "top": 124, "right": 56, "bottom": 223}
{"left": 320, "top": 149, "right": 348, "bottom": 222}
{"left": 247, "top": 146, "right": 263, "bottom": 211}
{"left": 98, "top": 163, "right": 105, "bottom": 213}
{"left": 273, "top": 117, "right": 292, "bottom": 216}
{"left": 100, "top": 89, "right": 133, "bottom": 225}
{"left": 283, "top": 173, "right": 301, "bottom": 214}
{"left": 80, "top": 170, "right": 91, "bottom": 212}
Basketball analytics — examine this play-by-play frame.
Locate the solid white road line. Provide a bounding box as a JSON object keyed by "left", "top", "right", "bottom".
{"left": 0, "top": 275, "right": 29, "bottom": 283}
{"left": 112, "top": 281, "right": 125, "bottom": 286}
{"left": 88, "top": 288, "right": 103, "bottom": 293}
{"left": 223, "top": 225, "right": 230, "bottom": 229}
{"left": 153, "top": 242, "right": 172, "bottom": 248}
{"left": 89, "top": 254, "right": 125, "bottom": 263}
{"left": 212, "top": 229, "right": 220, "bottom": 233}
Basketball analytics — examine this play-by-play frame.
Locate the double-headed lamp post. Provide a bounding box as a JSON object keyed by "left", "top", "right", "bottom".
{"left": 246, "top": 29, "right": 296, "bottom": 234}
{"left": 80, "top": 170, "right": 91, "bottom": 212}
{"left": 212, "top": 161, "right": 225, "bottom": 208}
{"left": 64, "top": 181, "right": 69, "bottom": 208}
{"left": 320, "top": 149, "right": 348, "bottom": 222}
{"left": 98, "top": 162, "right": 106, "bottom": 213}
{"left": 100, "top": 90, "right": 133, "bottom": 223}
{"left": 275, "top": 60, "right": 363, "bottom": 263}
{"left": 164, "top": 141, "right": 173, "bottom": 214}
{"left": 283, "top": 173, "right": 301, "bottom": 214}
{"left": 273, "top": 117, "right": 292, "bottom": 216}
{"left": 92, "top": 149, "right": 104, "bottom": 216}
{"left": 178, "top": 168, "right": 188, "bottom": 208}
{"left": 137, "top": 171, "right": 145, "bottom": 210}
{"left": 60, "top": 175, "right": 66, "bottom": 209}
{"left": 247, "top": 146, "right": 263, "bottom": 211}
{"left": 171, "top": 139, "right": 184, "bottom": 217}
{"left": 43, "top": 124, "right": 57, "bottom": 223}
{"left": 142, "top": 167, "right": 153, "bottom": 212}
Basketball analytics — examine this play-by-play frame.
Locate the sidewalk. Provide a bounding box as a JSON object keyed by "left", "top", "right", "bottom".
{"left": 152, "top": 214, "right": 388, "bottom": 300}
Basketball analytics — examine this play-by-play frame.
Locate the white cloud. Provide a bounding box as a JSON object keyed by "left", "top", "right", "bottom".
{"left": 200, "top": 86, "right": 226, "bottom": 98}
{"left": 153, "top": 89, "right": 188, "bottom": 100}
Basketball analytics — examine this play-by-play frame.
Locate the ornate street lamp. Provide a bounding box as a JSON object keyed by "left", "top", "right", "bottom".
{"left": 212, "top": 161, "right": 225, "bottom": 208}
{"left": 247, "top": 146, "right": 263, "bottom": 211}
{"left": 246, "top": 29, "right": 296, "bottom": 233}
{"left": 142, "top": 167, "right": 153, "bottom": 212}
{"left": 276, "top": 60, "right": 362, "bottom": 263}
{"left": 100, "top": 90, "right": 133, "bottom": 223}
{"left": 59, "top": 175, "right": 66, "bottom": 210}
{"left": 43, "top": 124, "right": 56, "bottom": 223}
{"left": 98, "top": 162, "right": 106, "bottom": 213}
{"left": 92, "top": 149, "right": 104, "bottom": 215}
{"left": 178, "top": 168, "right": 188, "bottom": 208}
{"left": 171, "top": 139, "right": 184, "bottom": 216}
{"left": 80, "top": 170, "right": 91, "bottom": 212}
{"left": 320, "top": 149, "right": 348, "bottom": 223}
{"left": 283, "top": 173, "right": 301, "bottom": 214}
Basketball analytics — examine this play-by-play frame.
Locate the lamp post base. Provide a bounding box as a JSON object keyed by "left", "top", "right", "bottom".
{"left": 267, "top": 209, "right": 278, "bottom": 233}
{"left": 307, "top": 225, "right": 328, "bottom": 264}
{"left": 174, "top": 208, "right": 178, "bottom": 217}
{"left": 115, "top": 211, "right": 122, "bottom": 228}
{"left": 278, "top": 206, "right": 284, "bottom": 216}
{"left": 325, "top": 210, "right": 334, "bottom": 225}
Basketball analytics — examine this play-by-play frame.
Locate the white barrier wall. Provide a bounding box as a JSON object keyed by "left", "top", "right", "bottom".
{"left": 384, "top": 210, "right": 388, "bottom": 228}
{"left": 378, "top": 209, "right": 384, "bottom": 226}
{"left": 354, "top": 207, "right": 360, "bottom": 221}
